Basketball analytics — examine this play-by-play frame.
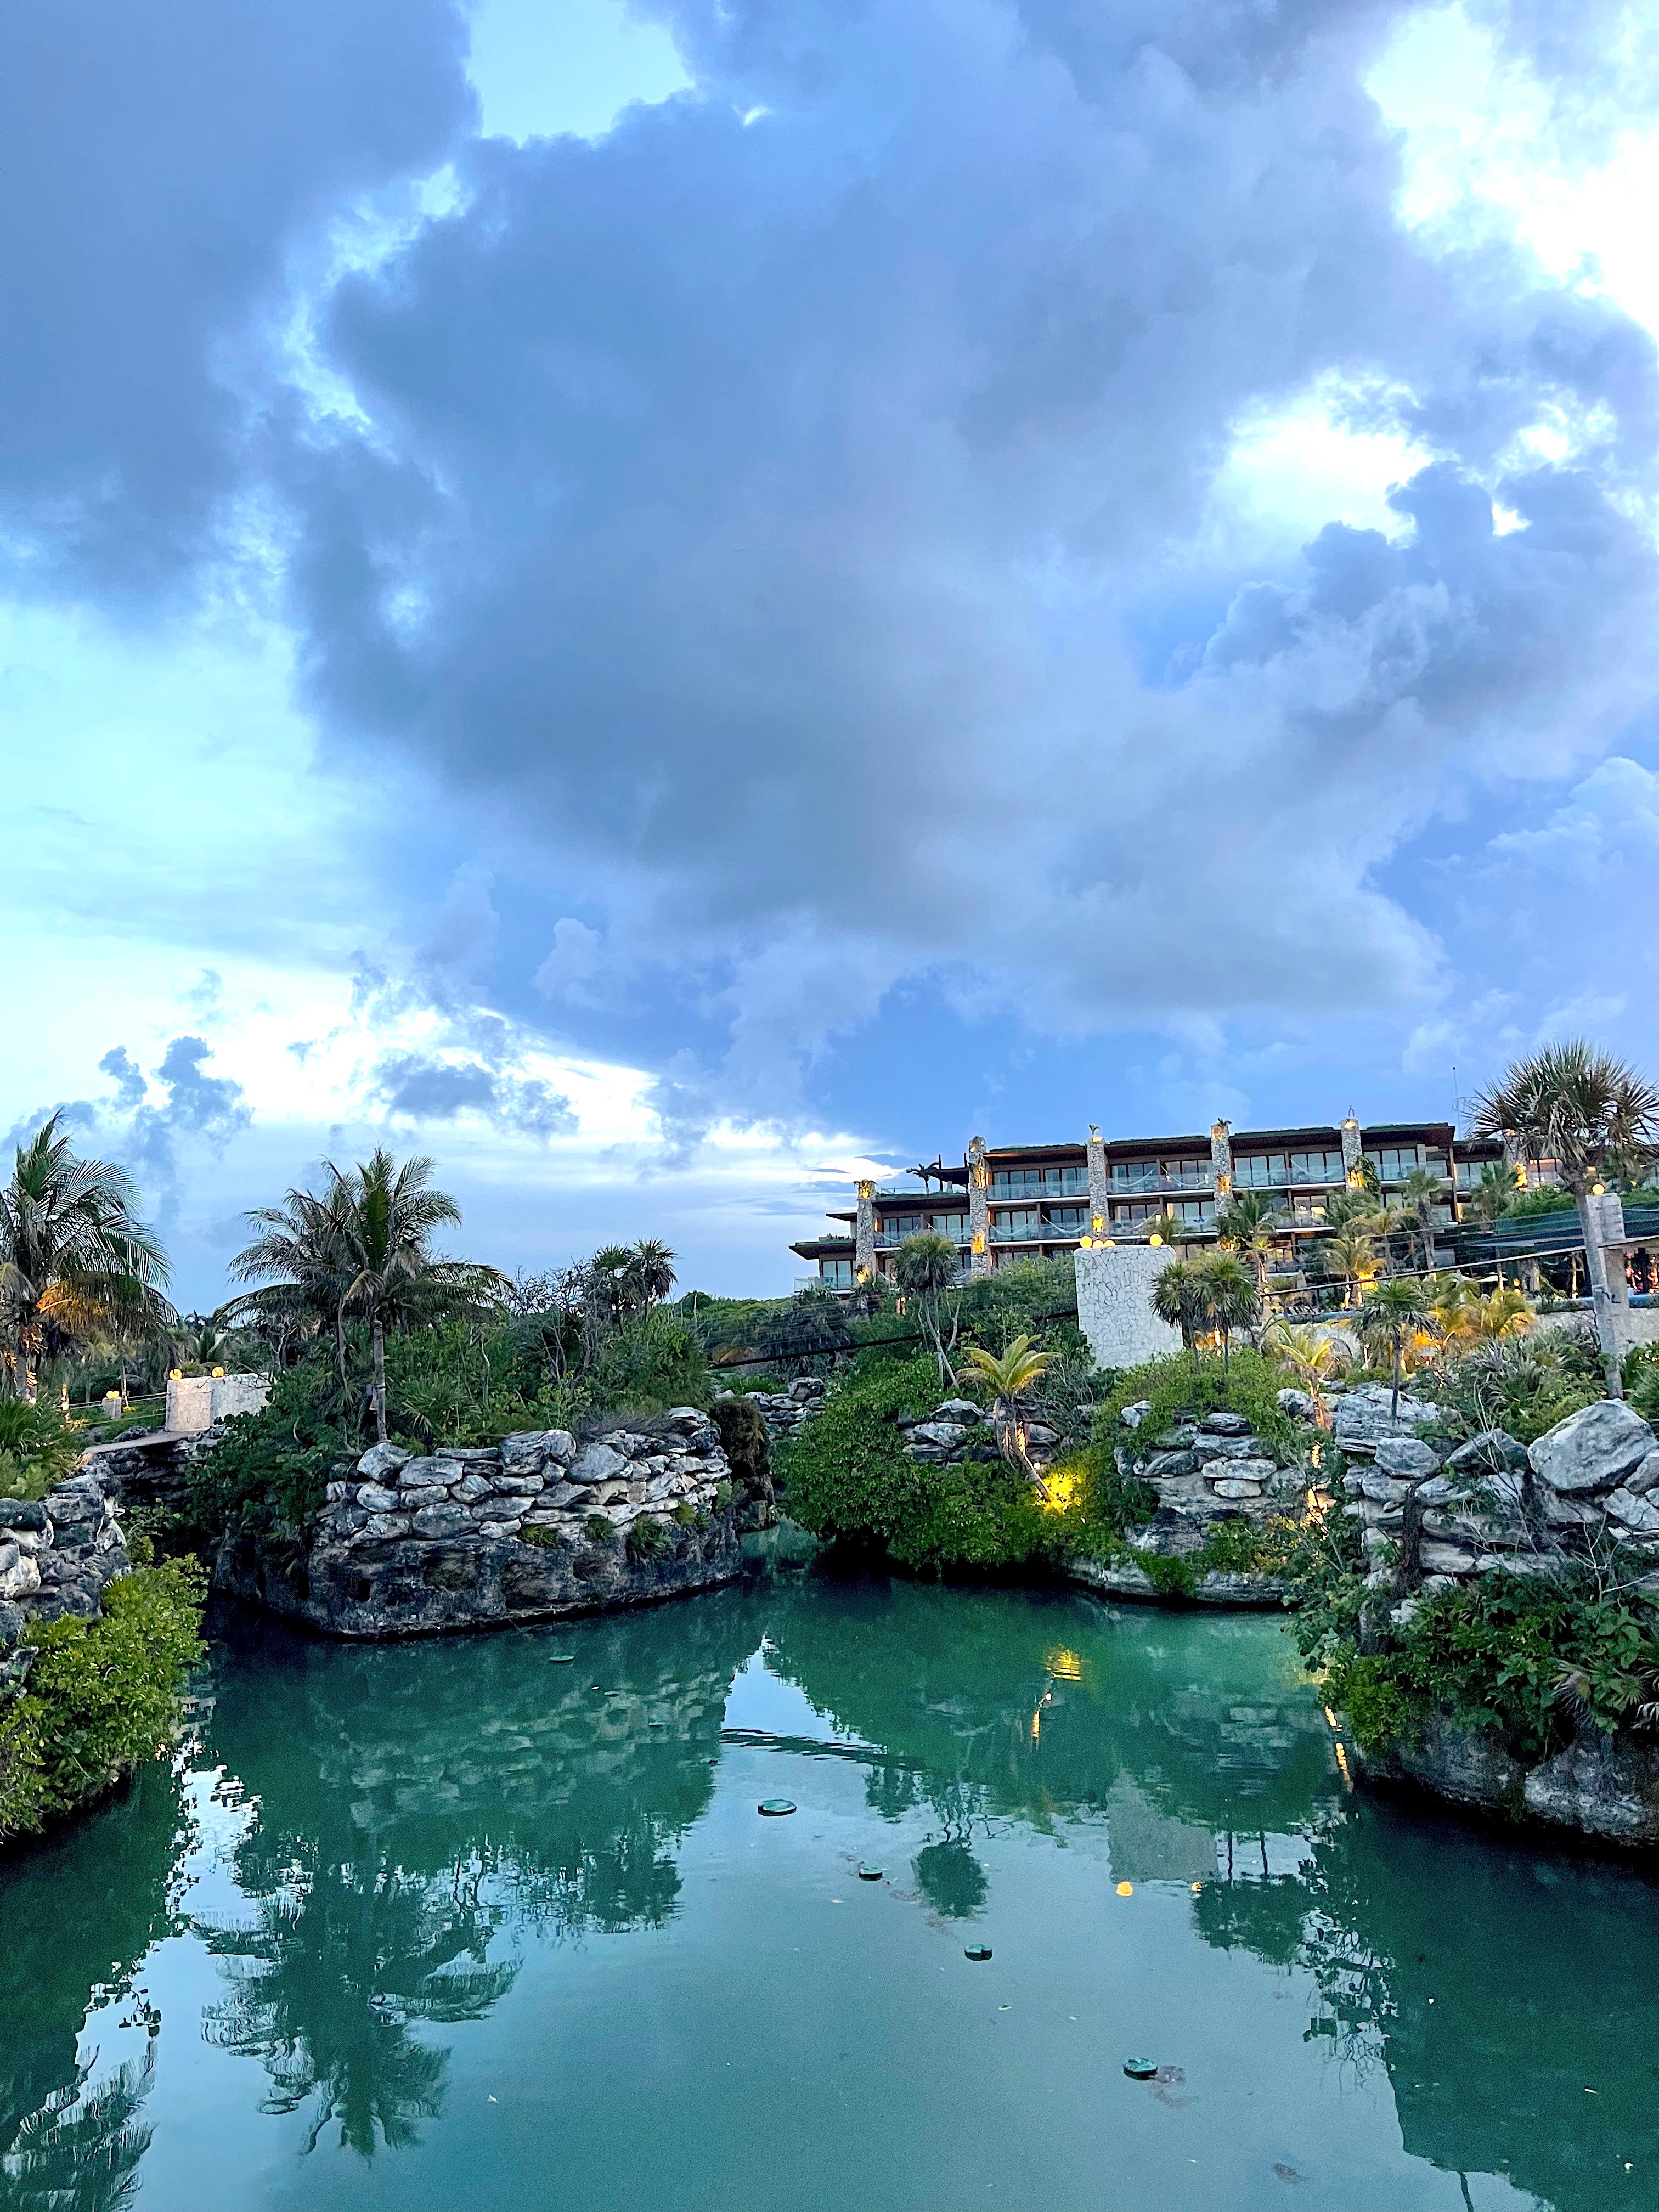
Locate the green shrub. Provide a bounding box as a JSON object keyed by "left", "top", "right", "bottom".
{"left": 582, "top": 1309, "right": 712, "bottom": 1421}
{"left": 187, "top": 1360, "right": 342, "bottom": 1541}
{"left": 780, "top": 1354, "right": 1068, "bottom": 1575}
{"left": 0, "top": 1401, "right": 83, "bottom": 1504}
{"left": 1425, "top": 1329, "right": 1604, "bottom": 1448}
{"left": 518, "top": 1523, "right": 565, "bottom": 1550}
{"left": 0, "top": 1560, "right": 206, "bottom": 1842}
{"left": 627, "top": 1514, "right": 671, "bottom": 1559}
{"left": 672, "top": 1503, "right": 697, "bottom": 1527}
{"left": 712, "top": 1481, "right": 733, "bottom": 1513}
{"left": 1096, "top": 1348, "right": 1303, "bottom": 1466}
{"left": 584, "top": 1514, "right": 614, "bottom": 1545}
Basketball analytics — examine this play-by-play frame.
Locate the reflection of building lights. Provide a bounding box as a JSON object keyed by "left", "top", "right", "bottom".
{"left": 1115, "top": 1881, "right": 1133, "bottom": 1897}
{"left": 1334, "top": 1742, "right": 1353, "bottom": 1790}
{"left": 1190, "top": 1881, "right": 1203, "bottom": 1893}
{"left": 1323, "top": 1707, "right": 1339, "bottom": 1729}
{"left": 1046, "top": 1647, "right": 1083, "bottom": 1680}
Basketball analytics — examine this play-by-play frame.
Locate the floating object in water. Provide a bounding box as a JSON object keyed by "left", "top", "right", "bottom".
{"left": 964, "top": 1945, "right": 992, "bottom": 1962}
{"left": 549, "top": 1655, "right": 574, "bottom": 1665}
{"left": 758, "top": 1799, "right": 797, "bottom": 1816}
{"left": 857, "top": 1864, "right": 884, "bottom": 1881}
{"left": 650, "top": 1719, "right": 665, "bottom": 1728}
{"left": 1123, "top": 2058, "right": 1159, "bottom": 2079}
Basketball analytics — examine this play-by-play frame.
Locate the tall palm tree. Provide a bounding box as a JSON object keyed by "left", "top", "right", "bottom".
{"left": 961, "top": 1334, "right": 1054, "bottom": 1478}
{"left": 1216, "top": 1190, "right": 1280, "bottom": 1299}
{"left": 0, "top": 1114, "right": 170, "bottom": 1400}
{"left": 894, "top": 1232, "right": 962, "bottom": 1385}
{"left": 1463, "top": 1160, "right": 1522, "bottom": 1284}
{"left": 1398, "top": 1165, "right": 1447, "bottom": 1269}
{"left": 1193, "top": 1252, "right": 1261, "bottom": 1379}
{"left": 589, "top": 1244, "right": 636, "bottom": 1329}
{"left": 1324, "top": 1226, "right": 1377, "bottom": 1308}
{"left": 1357, "top": 1277, "right": 1439, "bottom": 1420}
{"left": 622, "top": 1240, "right": 676, "bottom": 1312}
{"left": 333, "top": 1150, "right": 495, "bottom": 1445}
{"left": 225, "top": 1181, "right": 357, "bottom": 1385}
{"left": 1471, "top": 1040, "right": 1659, "bottom": 1396}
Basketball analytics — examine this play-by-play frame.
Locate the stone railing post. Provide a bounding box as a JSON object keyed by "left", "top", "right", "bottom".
{"left": 968, "top": 1138, "right": 991, "bottom": 1274}
{"left": 1581, "top": 1186, "right": 1631, "bottom": 1392}
{"left": 1086, "top": 1125, "right": 1109, "bottom": 1237}
{"left": 855, "top": 1181, "right": 877, "bottom": 1280}
{"left": 1340, "top": 1114, "right": 1363, "bottom": 1186}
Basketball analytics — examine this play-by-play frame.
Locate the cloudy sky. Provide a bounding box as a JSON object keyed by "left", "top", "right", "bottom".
{"left": 7, "top": 0, "right": 1659, "bottom": 1307}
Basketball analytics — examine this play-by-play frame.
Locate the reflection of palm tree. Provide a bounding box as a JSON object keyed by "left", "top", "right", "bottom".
{"left": 1, "top": 2053, "right": 155, "bottom": 2212}
{"left": 198, "top": 1859, "right": 517, "bottom": 2157}
{"left": 913, "top": 1841, "right": 989, "bottom": 1920}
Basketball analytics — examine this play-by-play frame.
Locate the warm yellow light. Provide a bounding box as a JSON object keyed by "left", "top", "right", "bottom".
{"left": 1079, "top": 1235, "right": 1093, "bottom": 1249}
{"left": 212, "top": 1366, "right": 225, "bottom": 1379}
{"left": 1116, "top": 1881, "right": 1133, "bottom": 1897}
{"left": 1190, "top": 1881, "right": 1204, "bottom": 1893}
{"left": 1040, "top": 1470, "right": 1079, "bottom": 1515}
{"left": 1046, "top": 1647, "right": 1083, "bottom": 1680}
{"left": 1103, "top": 1237, "right": 1116, "bottom": 1248}
{"left": 1148, "top": 1233, "right": 1163, "bottom": 1247}
{"left": 1592, "top": 1182, "right": 1606, "bottom": 1197}
{"left": 170, "top": 1368, "right": 182, "bottom": 1381}
{"left": 1091, "top": 1214, "right": 1104, "bottom": 1232}
{"left": 1347, "top": 1169, "right": 1364, "bottom": 1188}
{"left": 1216, "top": 1173, "right": 1231, "bottom": 1195}
{"left": 972, "top": 1232, "right": 986, "bottom": 1255}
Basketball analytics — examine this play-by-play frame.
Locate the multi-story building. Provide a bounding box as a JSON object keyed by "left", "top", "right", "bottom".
{"left": 791, "top": 1116, "right": 1508, "bottom": 1287}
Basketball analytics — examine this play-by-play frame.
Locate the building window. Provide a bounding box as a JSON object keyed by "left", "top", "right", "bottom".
{"left": 930, "top": 1211, "right": 969, "bottom": 1238}
{"left": 820, "top": 1259, "right": 853, "bottom": 1285}
{"left": 995, "top": 1209, "right": 1042, "bottom": 1239}
{"left": 884, "top": 1214, "right": 924, "bottom": 1238}
{"left": 1367, "top": 1147, "right": 1419, "bottom": 1182}
{"left": 1234, "top": 1154, "right": 1285, "bottom": 1187}
{"left": 1287, "top": 1149, "right": 1344, "bottom": 1181}
{"left": 1045, "top": 1206, "right": 1086, "bottom": 1230}
{"left": 991, "top": 1166, "right": 1087, "bottom": 1196}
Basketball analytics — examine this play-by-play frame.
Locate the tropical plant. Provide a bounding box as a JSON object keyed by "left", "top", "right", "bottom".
{"left": 223, "top": 1180, "right": 357, "bottom": 1378}
{"left": 755, "top": 1285, "right": 852, "bottom": 1378}
{"left": 1215, "top": 1190, "right": 1279, "bottom": 1298}
{"left": 1324, "top": 1226, "right": 1378, "bottom": 1307}
{"left": 1398, "top": 1165, "right": 1447, "bottom": 1268}
{"left": 1464, "top": 1161, "right": 1523, "bottom": 1282}
{"left": 1357, "top": 1276, "right": 1440, "bottom": 1419}
{"left": 961, "top": 1334, "right": 1054, "bottom": 1478}
{"left": 1190, "top": 1252, "right": 1261, "bottom": 1378}
{"left": 1138, "top": 1210, "right": 1190, "bottom": 1249}
{"left": 894, "top": 1232, "right": 963, "bottom": 1385}
{"left": 847, "top": 1271, "right": 888, "bottom": 1320}
{"left": 0, "top": 1114, "right": 171, "bottom": 1401}
{"left": 1472, "top": 1040, "right": 1659, "bottom": 1395}
{"left": 1260, "top": 1320, "right": 1351, "bottom": 1426}
{"left": 1152, "top": 1259, "right": 1204, "bottom": 1365}
{"left": 622, "top": 1239, "right": 677, "bottom": 1312}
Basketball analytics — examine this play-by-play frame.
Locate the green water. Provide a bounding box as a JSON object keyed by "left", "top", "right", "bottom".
{"left": 5, "top": 1566, "right": 1659, "bottom": 2211}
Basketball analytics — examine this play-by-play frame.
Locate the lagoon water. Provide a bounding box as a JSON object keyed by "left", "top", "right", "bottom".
{"left": 5, "top": 1559, "right": 1659, "bottom": 2211}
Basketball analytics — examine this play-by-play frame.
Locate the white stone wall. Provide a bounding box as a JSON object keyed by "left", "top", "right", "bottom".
{"left": 167, "top": 1372, "right": 272, "bottom": 1433}
{"left": 1075, "top": 1244, "right": 1183, "bottom": 1369}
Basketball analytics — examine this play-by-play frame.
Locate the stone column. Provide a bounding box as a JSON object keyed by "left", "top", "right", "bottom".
{"left": 968, "top": 1137, "right": 991, "bottom": 1275}
{"left": 1210, "top": 1119, "right": 1233, "bottom": 1210}
{"left": 1340, "top": 1115, "right": 1363, "bottom": 1184}
{"left": 1086, "top": 1125, "right": 1109, "bottom": 1237}
{"left": 855, "top": 1180, "right": 877, "bottom": 1280}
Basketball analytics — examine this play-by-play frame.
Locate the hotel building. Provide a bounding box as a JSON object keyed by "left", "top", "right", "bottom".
{"left": 791, "top": 1117, "right": 1508, "bottom": 1287}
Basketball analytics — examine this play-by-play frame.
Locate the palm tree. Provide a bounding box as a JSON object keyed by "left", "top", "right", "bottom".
{"left": 1139, "top": 1210, "right": 1190, "bottom": 1249}
{"left": 589, "top": 1245, "right": 636, "bottom": 1328}
{"left": 894, "top": 1232, "right": 962, "bottom": 1385}
{"left": 1261, "top": 1319, "right": 1351, "bottom": 1427}
{"left": 622, "top": 1240, "right": 676, "bottom": 1312}
{"left": 961, "top": 1334, "right": 1054, "bottom": 1477}
{"left": 1193, "top": 1252, "right": 1261, "bottom": 1379}
{"left": 1324, "top": 1226, "right": 1377, "bottom": 1308}
{"left": 1398, "top": 1165, "right": 1447, "bottom": 1269}
{"left": 225, "top": 1181, "right": 357, "bottom": 1385}
{"left": 1152, "top": 1259, "right": 1204, "bottom": 1374}
{"left": 1471, "top": 1285, "right": 1536, "bottom": 1341}
{"left": 1463, "top": 1160, "right": 1522, "bottom": 1284}
{"left": 334, "top": 1150, "right": 500, "bottom": 1444}
{"left": 1471, "top": 1040, "right": 1659, "bottom": 1396}
{"left": 1216, "top": 1190, "right": 1279, "bottom": 1300}
{"left": 0, "top": 1114, "right": 170, "bottom": 1401}
{"left": 1357, "top": 1277, "right": 1438, "bottom": 1421}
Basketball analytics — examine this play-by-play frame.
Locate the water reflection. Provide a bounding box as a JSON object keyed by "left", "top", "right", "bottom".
{"left": 0, "top": 1757, "right": 188, "bottom": 2209}
{"left": 3, "top": 1568, "right": 1659, "bottom": 2211}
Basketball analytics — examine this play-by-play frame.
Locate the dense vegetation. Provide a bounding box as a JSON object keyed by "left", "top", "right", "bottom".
{"left": 0, "top": 1560, "right": 205, "bottom": 1842}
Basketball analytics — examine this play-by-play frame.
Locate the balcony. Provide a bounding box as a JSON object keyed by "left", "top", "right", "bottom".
{"left": 1108, "top": 1168, "right": 1212, "bottom": 1194}
{"left": 989, "top": 1222, "right": 1084, "bottom": 1243}
{"left": 1232, "top": 1165, "right": 1347, "bottom": 1190}
{"left": 873, "top": 1229, "right": 970, "bottom": 1250}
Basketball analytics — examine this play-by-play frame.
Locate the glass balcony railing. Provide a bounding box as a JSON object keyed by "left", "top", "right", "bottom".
{"left": 1232, "top": 1164, "right": 1347, "bottom": 1190}
{"left": 990, "top": 1175, "right": 1090, "bottom": 1199}
{"left": 1108, "top": 1168, "right": 1213, "bottom": 1194}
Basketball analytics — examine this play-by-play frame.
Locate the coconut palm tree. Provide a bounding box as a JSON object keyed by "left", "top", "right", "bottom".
{"left": 0, "top": 1114, "right": 170, "bottom": 1400}
{"left": 1398, "top": 1165, "right": 1447, "bottom": 1269}
{"left": 1357, "top": 1276, "right": 1440, "bottom": 1420}
{"left": 894, "top": 1231, "right": 962, "bottom": 1385}
{"left": 589, "top": 1245, "right": 636, "bottom": 1328}
{"left": 1325, "top": 1226, "right": 1378, "bottom": 1308}
{"left": 1215, "top": 1190, "right": 1279, "bottom": 1300}
{"left": 961, "top": 1334, "right": 1054, "bottom": 1477}
{"left": 1462, "top": 1160, "right": 1522, "bottom": 1284}
{"left": 225, "top": 1181, "right": 358, "bottom": 1383}
{"left": 334, "top": 1150, "right": 504, "bottom": 1444}
{"left": 1471, "top": 1040, "right": 1659, "bottom": 1395}
{"left": 1193, "top": 1252, "right": 1261, "bottom": 1379}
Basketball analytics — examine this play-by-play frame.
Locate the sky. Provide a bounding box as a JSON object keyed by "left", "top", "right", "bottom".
{"left": 7, "top": 0, "right": 1659, "bottom": 1309}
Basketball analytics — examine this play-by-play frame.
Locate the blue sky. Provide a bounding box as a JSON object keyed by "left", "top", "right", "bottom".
{"left": 8, "top": 0, "right": 1659, "bottom": 1307}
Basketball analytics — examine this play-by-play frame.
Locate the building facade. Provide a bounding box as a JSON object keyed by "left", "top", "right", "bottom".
{"left": 791, "top": 1116, "right": 1507, "bottom": 1288}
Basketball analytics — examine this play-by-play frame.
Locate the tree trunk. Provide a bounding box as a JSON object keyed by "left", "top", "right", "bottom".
{"left": 371, "top": 1314, "right": 388, "bottom": 1443}
{"left": 1390, "top": 1342, "right": 1401, "bottom": 1423}
{"left": 1391, "top": 1479, "right": 1427, "bottom": 1597}
{"left": 1576, "top": 1192, "right": 1626, "bottom": 1400}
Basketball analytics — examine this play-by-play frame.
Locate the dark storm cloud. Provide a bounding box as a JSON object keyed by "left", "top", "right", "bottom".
{"left": 0, "top": 0, "right": 473, "bottom": 594}
{"left": 7, "top": 0, "right": 1659, "bottom": 1115}
{"left": 371, "top": 1050, "right": 577, "bottom": 1139}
